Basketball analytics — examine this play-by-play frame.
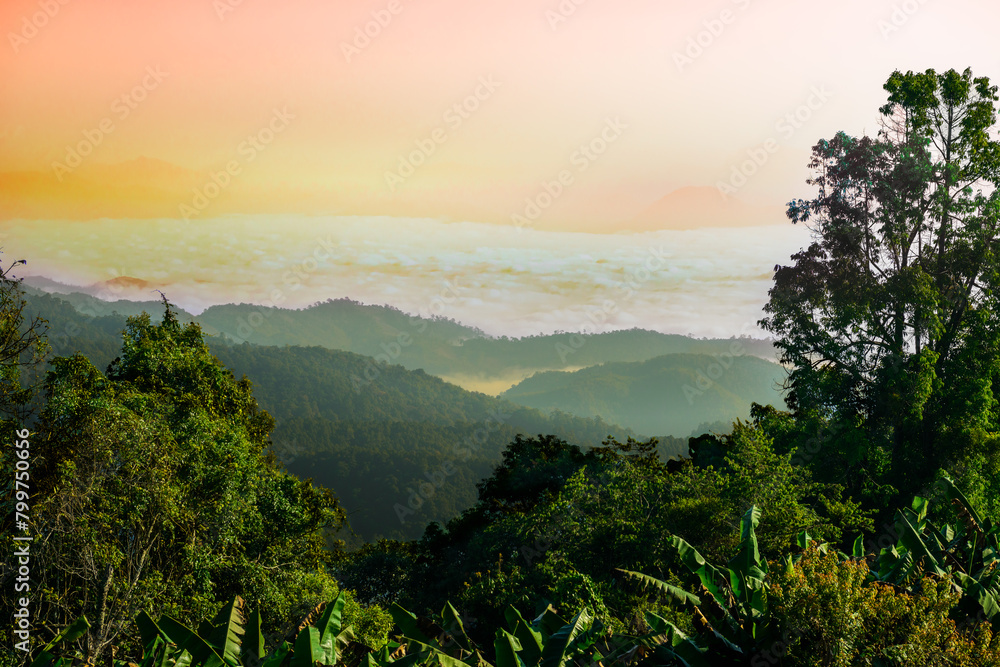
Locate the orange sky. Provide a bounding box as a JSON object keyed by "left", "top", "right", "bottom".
{"left": 2, "top": 0, "right": 1000, "bottom": 229}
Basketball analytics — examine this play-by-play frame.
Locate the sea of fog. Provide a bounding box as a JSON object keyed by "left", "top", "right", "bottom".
{"left": 2, "top": 215, "right": 812, "bottom": 339}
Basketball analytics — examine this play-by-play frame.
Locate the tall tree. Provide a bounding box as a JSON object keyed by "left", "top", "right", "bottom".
{"left": 18, "top": 302, "right": 358, "bottom": 663}
{"left": 761, "top": 68, "right": 1000, "bottom": 501}
{"left": 0, "top": 258, "right": 49, "bottom": 666}
{"left": 0, "top": 257, "right": 49, "bottom": 436}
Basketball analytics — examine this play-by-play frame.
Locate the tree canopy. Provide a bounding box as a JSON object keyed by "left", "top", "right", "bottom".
{"left": 12, "top": 302, "right": 388, "bottom": 662}
{"left": 761, "top": 67, "right": 1000, "bottom": 504}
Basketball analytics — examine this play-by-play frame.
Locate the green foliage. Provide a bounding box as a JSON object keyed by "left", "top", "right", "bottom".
{"left": 0, "top": 257, "right": 49, "bottom": 444}
{"left": 345, "top": 428, "right": 868, "bottom": 649}
{"left": 26, "top": 289, "right": 667, "bottom": 543}
{"left": 22, "top": 444, "right": 1000, "bottom": 666}
{"left": 22, "top": 302, "right": 368, "bottom": 663}
{"left": 865, "top": 473, "right": 1000, "bottom": 632}
{"left": 26, "top": 617, "right": 90, "bottom": 667}
{"left": 945, "top": 430, "right": 1000, "bottom": 523}
{"left": 370, "top": 601, "right": 628, "bottom": 667}
{"left": 501, "top": 353, "right": 787, "bottom": 438}
{"left": 770, "top": 548, "right": 1000, "bottom": 666}
{"left": 358, "top": 491, "right": 1000, "bottom": 665}
{"left": 209, "top": 344, "right": 647, "bottom": 543}
{"left": 29, "top": 593, "right": 389, "bottom": 667}
{"left": 14, "top": 66, "right": 1000, "bottom": 667}
{"left": 679, "top": 422, "right": 873, "bottom": 558}
{"left": 761, "top": 67, "right": 1000, "bottom": 509}
{"left": 620, "top": 506, "right": 771, "bottom": 663}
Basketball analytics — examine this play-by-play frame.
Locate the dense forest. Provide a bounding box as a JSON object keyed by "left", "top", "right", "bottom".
{"left": 501, "top": 353, "right": 786, "bottom": 437}
{"left": 25, "top": 292, "right": 696, "bottom": 542}
{"left": 27, "top": 280, "right": 777, "bottom": 383}
{"left": 28, "top": 287, "right": 786, "bottom": 541}
{"left": 4, "top": 67, "right": 1000, "bottom": 666}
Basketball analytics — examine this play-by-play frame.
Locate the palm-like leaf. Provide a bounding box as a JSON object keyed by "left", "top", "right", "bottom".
{"left": 616, "top": 569, "right": 701, "bottom": 606}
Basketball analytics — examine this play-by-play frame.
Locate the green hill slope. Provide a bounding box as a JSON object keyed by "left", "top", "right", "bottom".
{"left": 27, "top": 291, "right": 680, "bottom": 543}
{"left": 502, "top": 353, "right": 787, "bottom": 437}
{"left": 34, "top": 288, "right": 775, "bottom": 383}
{"left": 197, "top": 300, "right": 777, "bottom": 380}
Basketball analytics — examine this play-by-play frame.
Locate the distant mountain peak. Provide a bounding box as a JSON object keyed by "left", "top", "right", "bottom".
{"left": 621, "top": 186, "right": 783, "bottom": 232}
{"left": 100, "top": 275, "right": 153, "bottom": 290}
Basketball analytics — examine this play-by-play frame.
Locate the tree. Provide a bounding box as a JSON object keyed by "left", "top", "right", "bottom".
{"left": 0, "top": 257, "right": 49, "bottom": 437}
{"left": 761, "top": 68, "right": 1000, "bottom": 503}
{"left": 0, "top": 258, "right": 49, "bottom": 667}
{"left": 365, "top": 427, "right": 867, "bottom": 646}
{"left": 20, "top": 301, "right": 372, "bottom": 663}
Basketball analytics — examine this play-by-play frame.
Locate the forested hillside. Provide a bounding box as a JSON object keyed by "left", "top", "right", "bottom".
{"left": 30, "top": 282, "right": 776, "bottom": 384}
{"left": 209, "top": 343, "right": 660, "bottom": 541}
{"left": 503, "top": 353, "right": 786, "bottom": 436}
{"left": 23, "top": 280, "right": 200, "bottom": 322}
{"left": 26, "top": 290, "right": 688, "bottom": 542}
{"left": 196, "top": 300, "right": 779, "bottom": 380}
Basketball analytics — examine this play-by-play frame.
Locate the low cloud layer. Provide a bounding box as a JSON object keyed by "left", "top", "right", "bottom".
{"left": 3, "top": 216, "right": 811, "bottom": 339}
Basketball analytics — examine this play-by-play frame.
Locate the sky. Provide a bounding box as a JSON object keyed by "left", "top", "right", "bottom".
{"left": 1, "top": 0, "right": 999, "bottom": 336}
{"left": 3, "top": 0, "right": 999, "bottom": 226}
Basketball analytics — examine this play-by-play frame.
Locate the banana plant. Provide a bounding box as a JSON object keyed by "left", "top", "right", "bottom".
{"left": 129, "top": 594, "right": 264, "bottom": 667}
{"left": 619, "top": 505, "right": 773, "bottom": 664}
{"left": 870, "top": 473, "right": 1000, "bottom": 628}
{"left": 371, "top": 601, "right": 620, "bottom": 667}
{"left": 32, "top": 593, "right": 359, "bottom": 667}
{"left": 121, "top": 594, "right": 265, "bottom": 667}
{"left": 27, "top": 617, "right": 91, "bottom": 667}
{"left": 370, "top": 600, "right": 496, "bottom": 667}
{"left": 267, "top": 593, "right": 357, "bottom": 667}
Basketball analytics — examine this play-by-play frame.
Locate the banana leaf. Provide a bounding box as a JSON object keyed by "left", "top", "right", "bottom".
{"left": 207, "top": 596, "right": 248, "bottom": 667}
{"left": 493, "top": 630, "right": 525, "bottom": 667}
{"left": 441, "top": 602, "right": 473, "bottom": 653}
{"left": 616, "top": 569, "right": 701, "bottom": 606}
{"left": 539, "top": 611, "right": 591, "bottom": 667}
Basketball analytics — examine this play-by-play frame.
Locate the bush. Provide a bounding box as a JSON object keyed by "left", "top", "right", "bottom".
{"left": 768, "top": 547, "right": 1000, "bottom": 666}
